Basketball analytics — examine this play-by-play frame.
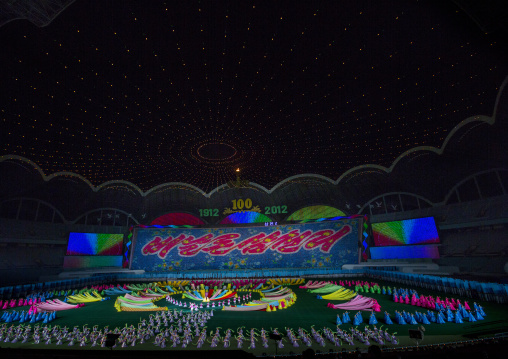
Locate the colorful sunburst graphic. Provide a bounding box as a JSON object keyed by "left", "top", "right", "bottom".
{"left": 219, "top": 211, "right": 273, "bottom": 224}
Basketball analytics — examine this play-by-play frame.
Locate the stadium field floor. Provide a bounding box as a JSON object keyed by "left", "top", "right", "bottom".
{"left": 1, "top": 277, "right": 508, "bottom": 356}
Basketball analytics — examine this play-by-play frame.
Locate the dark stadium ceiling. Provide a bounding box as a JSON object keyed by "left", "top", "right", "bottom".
{"left": 1, "top": 0, "right": 507, "bottom": 193}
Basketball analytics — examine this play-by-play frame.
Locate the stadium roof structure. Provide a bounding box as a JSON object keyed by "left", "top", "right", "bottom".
{"left": 0, "top": 1, "right": 507, "bottom": 223}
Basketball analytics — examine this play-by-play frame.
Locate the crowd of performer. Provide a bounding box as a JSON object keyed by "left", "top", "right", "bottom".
{"left": 0, "top": 307, "right": 399, "bottom": 349}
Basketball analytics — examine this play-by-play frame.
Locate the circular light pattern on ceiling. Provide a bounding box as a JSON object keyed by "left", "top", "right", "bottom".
{"left": 197, "top": 142, "right": 237, "bottom": 161}
{"left": 0, "top": 1, "right": 506, "bottom": 193}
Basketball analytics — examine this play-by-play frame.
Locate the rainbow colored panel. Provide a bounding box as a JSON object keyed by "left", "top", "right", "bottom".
{"left": 219, "top": 211, "right": 273, "bottom": 224}
{"left": 287, "top": 206, "right": 346, "bottom": 221}
{"left": 370, "top": 245, "right": 439, "bottom": 259}
{"left": 66, "top": 233, "right": 123, "bottom": 256}
{"left": 372, "top": 217, "right": 439, "bottom": 246}
{"left": 63, "top": 256, "right": 123, "bottom": 268}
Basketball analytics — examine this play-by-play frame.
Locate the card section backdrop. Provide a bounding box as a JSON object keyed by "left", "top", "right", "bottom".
{"left": 131, "top": 220, "right": 360, "bottom": 271}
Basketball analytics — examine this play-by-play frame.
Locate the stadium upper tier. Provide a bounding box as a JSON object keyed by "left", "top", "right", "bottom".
{"left": 1, "top": 77, "right": 507, "bottom": 225}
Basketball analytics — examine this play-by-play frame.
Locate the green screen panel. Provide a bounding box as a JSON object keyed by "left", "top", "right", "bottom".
{"left": 286, "top": 205, "right": 346, "bottom": 221}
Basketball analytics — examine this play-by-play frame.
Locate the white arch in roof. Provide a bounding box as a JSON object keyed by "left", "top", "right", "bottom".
{"left": 2, "top": 75, "right": 506, "bottom": 198}
{"left": 337, "top": 115, "right": 493, "bottom": 185}
{"left": 207, "top": 183, "right": 230, "bottom": 196}
{"left": 207, "top": 181, "right": 271, "bottom": 197}
{"left": 142, "top": 182, "right": 207, "bottom": 197}
{"left": 358, "top": 192, "right": 434, "bottom": 214}
{"left": 0, "top": 154, "right": 225, "bottom": 197}
{"left": 268, "top": 173, "right": 336, "bottom": 193}
{"left": 1, "top": 154, "right": 51, "bottom": 179}
{"left": 72, "top": 207, "right": 139, "bottom": 225}
{"left": 0, "top": 197, "right": 66, "bottom": 223}
{"left": 94, "top": 180, "right": 144, "bottom": 195}
{"left": 443, "top": 168, "right": 508, "bottom": 204}
{"left": 336, "top": 75, "right": 508, "bottom": 184}
{"left": 44, "top": 171, "right": 98, "bottom": 188}
{"left": 1, "top": 155, "right": 98, "bottom": 189}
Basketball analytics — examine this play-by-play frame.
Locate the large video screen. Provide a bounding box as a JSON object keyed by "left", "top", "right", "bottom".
{"left": 130, "top": 219, "right": 361, "bottom": 271}
{"left": 372, "top": 217, "right": 439, "bottom": 246}
{"left": 370, "top": 245, "right": 439, "bottom": 259}
{"left": 66, "top": 233, "right": 123, "bottom": 256}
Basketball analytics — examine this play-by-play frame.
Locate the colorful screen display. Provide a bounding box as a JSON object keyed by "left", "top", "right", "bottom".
{"left": 66, "top": 233, "right": 124, "bottom": 256}
{"left": 369, "top": 245, "right": 439, "bottom": 259}
{"left": 372, "top": 217, "right": 439, "bottom": 246}
{"left": 63, "top": 256, "right": 123, "bottom": 268}
{"left": 219, "top": 211, "right": 273, "bottom": 224}
{"left": 131, "top": 219, "right": 361, "bottom": 271}
{"left": 287, "top": 206, "right": 346, "bottom": 221}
